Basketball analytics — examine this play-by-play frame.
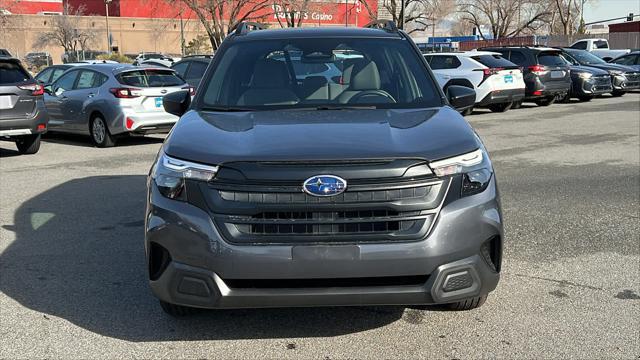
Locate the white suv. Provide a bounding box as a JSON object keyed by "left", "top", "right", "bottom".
{"left": 424, "top": 51, "right": 526, "bottom": 114}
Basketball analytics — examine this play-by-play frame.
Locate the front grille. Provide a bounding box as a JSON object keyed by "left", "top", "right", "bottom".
{"left": 219, "top": 186, "right": 431, "bottom": 204}
{"left": 593, "top": 75, "right": 611, "bottom": 86}
{"left": 233, "top": 210, "right": 425, "bottom": 235}
{"left": 201, "top": 161, "right": 449, "bottom": 244}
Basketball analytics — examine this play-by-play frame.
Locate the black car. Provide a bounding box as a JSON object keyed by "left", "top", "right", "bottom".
{"left": 0, "top": 49, "right": 11, "bottom": 57}
{"left": 171, "top": 55, "right": 212, "bottom": 89}
{"left": 24, "top": 52, "right": 53, "bottom": 69}
{"left": 560, "top": 48, "right": 640, "bottom": 97}
{"left": 481, "top": 46, "right": 571, "bottom": 107}
{"left": 558, "top": 62, "right": 612, "bottom": 102}
{"left": 0, "top": 57, "right": 49, "bottom": 154}
{"left": 146, "top": 21, "right": 504, "bottom": 316}
{"left": 609, "top": 51, "right": 640, "bottom": 71}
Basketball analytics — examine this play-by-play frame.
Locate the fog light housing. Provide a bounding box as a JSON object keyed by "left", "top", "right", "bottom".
{"left": 462, "top": 168, "right": 492, "bottom": 196}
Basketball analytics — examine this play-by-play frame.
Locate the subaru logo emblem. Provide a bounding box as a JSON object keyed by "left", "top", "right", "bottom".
{"left": 303, "top": 175, "right": 347, "bottom": 197}
{"left": 160, "top": 89, "right": 167, "bottom": 94}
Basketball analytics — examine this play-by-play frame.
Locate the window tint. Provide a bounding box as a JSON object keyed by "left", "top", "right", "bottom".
{"left": 35, "top": 68, "right": 54, "bottom": 83}
{"left": 172, "top": 62, "right": 189, "bottom": 77}
{"left": 0, "top": 61, "right": 30, "bottom": 84}
{"left": 508, "top": 51, "right": 527, "bottom": 66}
{"left": 117, "top": 69, "right": 184, "bottom": 87}
{"left": 201, "top": 38, "right": 441, "bottom": 110}
{"left": 54, "top": 71, "right": 78, "bottom": 95}
{"left": 571, "top": 41, "right": 587, "bottom": 50}
{"left": 613, "top": 55, "right": 636, "bottom": 65}
{"left": 76, "top": 70, "right": 97, "bottom": 89}
{"left": 537, "top": 52, "right": 567, "bottom": 66}
{"left": 471, "top": 55, "right": 518, "bottom": 68}
{"left": 428, "top": 56, "right": 461, "bottom": 70}
{"left": 185, "top": 61, "right": 208, "bottom": 79}
{"left": 594, "top": 40, "right": 608, "bottom": 49}
{"left": 563, "top": 49, "right": 605, "bottom": 65}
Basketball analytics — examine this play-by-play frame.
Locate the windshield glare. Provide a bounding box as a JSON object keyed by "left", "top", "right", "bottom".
{"left": 200, "top": 38, "right": 441, "bottom": 110}
{"left": 567, "top": 50, "right": 606, "bottom": 65}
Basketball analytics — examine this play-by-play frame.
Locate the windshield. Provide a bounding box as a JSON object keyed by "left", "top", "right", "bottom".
{"left": 565, "top": 50, "right": 606, "bottom": 65}
{"left": 200, "top": 38, "right": 441, "bottom": 110}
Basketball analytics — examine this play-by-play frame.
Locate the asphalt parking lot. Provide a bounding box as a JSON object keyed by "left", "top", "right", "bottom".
{"left": 1, "top": 94, "right": 638, "bottom": 359}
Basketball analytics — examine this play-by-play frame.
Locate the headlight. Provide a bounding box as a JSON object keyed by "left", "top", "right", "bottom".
{"left": 429, "top": 148, "right": 493, "bottom": 196}
{"left": 151, "top": 149, "right": 219, "bottom": 200}
{"left": 609, "top": 70, "right": 624, "bottom": 76}
{"left": 578, "top": 72, "right": 593, "bottom": 79}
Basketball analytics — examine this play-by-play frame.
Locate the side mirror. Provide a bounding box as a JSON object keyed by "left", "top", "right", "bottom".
{"left": 446, "top": 85, "right": 476, "bottom": 112}
{"left": 163, "top": 90, "right": 191, "bottom": 117}
{"left": 44, "top": 85, "right": 53, "bottom": 95}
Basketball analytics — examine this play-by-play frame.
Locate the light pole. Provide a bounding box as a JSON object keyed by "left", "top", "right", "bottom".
{"left": 399, "top": 0, "right": 405, "bottom": 30}
{"left": 105, "top": 0, "right": 112, "bottom": 54}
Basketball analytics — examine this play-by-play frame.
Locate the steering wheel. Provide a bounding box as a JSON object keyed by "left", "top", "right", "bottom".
{"left": 348, "top": 90, "right": 396, "bottom": 104}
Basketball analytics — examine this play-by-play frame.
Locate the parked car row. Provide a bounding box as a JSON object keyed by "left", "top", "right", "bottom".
{"left": 424, "top": 46, "right": 640, "bottom": 115}
{"left": 0, "top": 55, "right": 202, "bottom": 153}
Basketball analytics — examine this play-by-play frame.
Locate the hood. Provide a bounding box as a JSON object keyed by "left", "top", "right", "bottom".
{"left": 569, "top": 65, "right": 609, "bottom": 75}
{"left": 164, "top": 107, "right": 480, "bottom": 165}
{"left": 580, "top": 62, "right": 638, "bottom": 73}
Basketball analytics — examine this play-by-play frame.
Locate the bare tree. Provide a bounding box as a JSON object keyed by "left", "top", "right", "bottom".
{"left": 450, "top": 15, "right": 476, "bottom": 36}
{"left": 33, "top": 4, "right": 97, "bottom": 55}
{"left": 381, "top": 0, "right": 455, "bottom": 33}
{"left": 458, "top": 0, "right": 551, "bottom": 39}
{"left": 172, "top": 0, "right": 272, "bottom": 50}
{"left": 550, "top": 0, "right": 594, "bottom": 35}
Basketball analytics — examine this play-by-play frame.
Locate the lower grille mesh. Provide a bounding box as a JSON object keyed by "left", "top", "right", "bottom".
{"left": 234, "top": 210, "right": 421, "bottom": 235}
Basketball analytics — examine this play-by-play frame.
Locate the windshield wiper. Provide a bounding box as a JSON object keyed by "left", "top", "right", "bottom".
{"left": 200, "top": 106, "right": 255, "bottom": 112}
{"left": 315, "top": 105, "right": 378, "bottom": 110}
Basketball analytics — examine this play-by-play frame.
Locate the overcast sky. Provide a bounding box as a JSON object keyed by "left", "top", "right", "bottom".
{"left": 583, "top": 0, "right": 640, "bottom": 23}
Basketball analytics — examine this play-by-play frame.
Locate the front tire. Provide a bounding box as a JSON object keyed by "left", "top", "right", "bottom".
{"left": 90, "top": 116, "right": 115, "bottom": 148}
{"left": 488, "top": 102, "right": 512, "bottom": 112}
{"left": 159, "top": 300, "right": 195, "bottom": 317}
{"left": 462, "top": 107, "right": 473, "bottom": 116}
{"left": 15, "top": 134, "right": 41, "bottom": 154}
{"left": 611, "top": 90, "right": 626, "bottom": 97}
{"left": 534, "top": 97, "right": 555, "bottom": 106}
{"left": 511, "top": 100, "right": 523, "bottom": 109}
{"left": 448, "top": 295, "right": 487, "bottom": 310}
{"left": 558, "top": 90, "right": 572, "bottom": 103}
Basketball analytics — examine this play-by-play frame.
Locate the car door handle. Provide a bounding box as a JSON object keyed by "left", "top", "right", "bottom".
{"left": 87, "top": 93, "right": 95, "bottom": 98}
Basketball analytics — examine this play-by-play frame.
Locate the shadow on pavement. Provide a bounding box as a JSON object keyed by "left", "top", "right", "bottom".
{"left": 0, "top": 176, "right": 403, "bottom": 341}
{"left": 42, "top": 133, "right": 165, "bottom": 148}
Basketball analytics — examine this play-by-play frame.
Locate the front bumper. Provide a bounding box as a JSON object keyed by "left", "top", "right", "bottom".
{"left": 611, "top": 74, "right": 640, "bottom": 91}
{"left": 145, "top": 175, "right": 503, "bottom": 309}
{"left": 478, "top": 88, "right": 525, "bottom": 106}
{"left": 572, "top": 76, "right": 613, "bottom": 96}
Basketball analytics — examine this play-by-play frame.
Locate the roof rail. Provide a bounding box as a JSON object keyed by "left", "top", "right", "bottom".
{"left": 233, "top": 22, "right": 266, "bottom": 36}
{"left": 363, "top": 20, "right": 398, "bottom": 32}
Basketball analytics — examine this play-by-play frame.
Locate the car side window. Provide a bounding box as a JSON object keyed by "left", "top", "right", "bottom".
{"left": 172, "top": 62, "right": 189, "bottom": 77}
{"left": 93, "top": 73, "right": 109, "bottom": 87}
{"left": 35, "top": 68, "right": 54, "bottom": 83}
{"left": 429, "top": 56, "right": 461, "bottom": 70}
{"left": 185, "top": 61, "right": 208, "bottom": 79}
{"left": 50, "top": 68, "right": 68, "bottom": 83}
{"left": 571, "top": 41, "right": 587, "bottom": 50}
{"left": 614, "top": 55, "right": 636, "bottom": 65}
{"left": 508, "top": 51, "right": 527, "bottom": 66}
{"left": 53, "top": 71, "right": 78, "bottom": 95}
{"left": 75, "top": 70, "right": 98, "bottom": 89}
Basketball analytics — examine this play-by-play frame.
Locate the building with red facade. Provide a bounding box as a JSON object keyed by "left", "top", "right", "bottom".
{"left": 2, "top": 0, "right": 376, "bottom": 27}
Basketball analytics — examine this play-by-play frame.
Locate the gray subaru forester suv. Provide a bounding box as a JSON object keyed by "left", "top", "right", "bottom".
{"left": 146, "top": 21, "right": 503, "bottom": 316}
